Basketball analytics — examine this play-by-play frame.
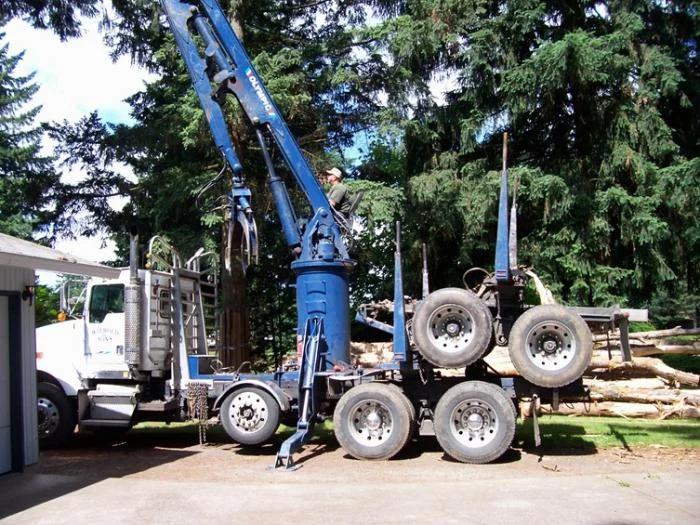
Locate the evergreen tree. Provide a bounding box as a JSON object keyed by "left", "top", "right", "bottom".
{"left": 0, "top": 1, "right": 101, "bottom": 40}
{"left": 46, "top": 0, "right": 402, "bottom": 364}
{"left": 352, "top": 1, "right": 698, "bottom": 325}
{"left": 0, "top": 29, "right": 57, "bottom": 240}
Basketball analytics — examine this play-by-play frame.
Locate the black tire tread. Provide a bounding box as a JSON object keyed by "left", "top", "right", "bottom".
{"left": 220, "top": 387, "right": 281, "bottom": 446}
{"left": 434, "top": 381, "right": 516, "bottom": 464}
{"left": 333, "top": 383, "right": 411, "bottom": 461}
{"left": 413, "top": 288, "right": 493, "bottom": 368}
{"left": 508, "top": 305, "right": 593, "bottom": 388}
{"left": 37, "top": 382, "right": 75, "bottom": 449}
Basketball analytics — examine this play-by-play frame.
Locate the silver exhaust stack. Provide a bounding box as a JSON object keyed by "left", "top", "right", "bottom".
{"left": 124, "top": 229, "right": 143, "bottom": 368}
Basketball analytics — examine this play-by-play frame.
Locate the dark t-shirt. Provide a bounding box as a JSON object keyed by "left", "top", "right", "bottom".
{"left": 328, "top": 183, "right": 352, "bottom": 216}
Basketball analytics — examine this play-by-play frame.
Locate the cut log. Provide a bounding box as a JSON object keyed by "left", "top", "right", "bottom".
{"left": 593, "top": 341, "right": 700, "bottom": 357}
{"left": 592, "top": 326, "right": 700, "bottom": 342}
{"left": 350, "top": 342, "right": 393, "bottom": 367}
{"left": 587, "top": 384, "right": 700, "bottom": 406}
{"left": 520, "top": 401, "right": 700, "bottom": 419}
{"left": 589, "top": 357, "right": 700, "bottom": 387}
{"left": 483, "top": 346, "right": 517, "bottom": 375}
{"left": 585, "top": 378, "right": 668, "bottom": 390}
{"left": 628, "top": 344, "right": 700, "bottom": 357}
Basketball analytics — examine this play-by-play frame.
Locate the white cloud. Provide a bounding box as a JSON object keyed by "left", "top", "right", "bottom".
{"left": 429, "top": 69, "right": 460, "bottom": 107}
{"left": 3, "top": 17, "right": 156, "bottom": 279}
{"left": 4, "top": 17, "right": 156, "bottom": 125}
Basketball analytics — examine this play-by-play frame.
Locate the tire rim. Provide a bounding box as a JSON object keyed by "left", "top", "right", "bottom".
{"left": 427, "top": 303, "right": 475, "bottom": 354}
{"left": 525, "top": 320, "right": 576, "bottom": 371}
{"left": 228, "top": 391, "right": 268, "bottom": 433}
{"left": 37, "top": 396, "right": 60, "bottom": 437}
{"left": 449, "top": 398, "right": 498, "bottom": 448}
{"left": 348, "top": 399, "right": 393, "bottom": 447}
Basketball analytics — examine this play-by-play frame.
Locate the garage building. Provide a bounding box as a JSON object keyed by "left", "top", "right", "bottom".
{"left": 0, "top": 233, "right": 119, "bottom": 475}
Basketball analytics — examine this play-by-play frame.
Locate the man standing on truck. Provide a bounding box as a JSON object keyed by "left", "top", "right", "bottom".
{"left": 325, "top": 167, "right": 352, "bottom": 218}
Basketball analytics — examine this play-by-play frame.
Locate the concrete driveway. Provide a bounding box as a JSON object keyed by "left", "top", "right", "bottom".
{"left": 1, "top": 433, "right": 698, "bottom": 524}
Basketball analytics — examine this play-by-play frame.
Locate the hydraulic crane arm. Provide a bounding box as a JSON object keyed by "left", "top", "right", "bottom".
{"left": 161, "top": 0, "right": 353, "bottom": 375}
{"left": 160, "top": 0, "right": 348, "bottom": 262}
{"left": 161, "top": 0, "right": 355, "bottom": 462}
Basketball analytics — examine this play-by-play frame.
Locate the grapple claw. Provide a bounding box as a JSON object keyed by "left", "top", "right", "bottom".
{"left": 225, "top": 188, "right": 258, "bottom": 274}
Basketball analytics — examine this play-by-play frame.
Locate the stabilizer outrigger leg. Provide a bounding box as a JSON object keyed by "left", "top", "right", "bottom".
{"left": 270, "top": 317, "right": 325, "bottom": 471}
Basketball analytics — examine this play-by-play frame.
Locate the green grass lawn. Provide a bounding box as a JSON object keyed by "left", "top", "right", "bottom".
{"left": 516, "top": 415, "right": 700, "bottom": 450}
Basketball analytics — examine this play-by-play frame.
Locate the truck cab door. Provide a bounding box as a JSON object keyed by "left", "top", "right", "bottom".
{"left": 85, "top": 283, "right": 127, "bottom": 372}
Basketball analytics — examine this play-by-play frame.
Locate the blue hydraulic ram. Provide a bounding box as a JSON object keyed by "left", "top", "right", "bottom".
{"left": 160, "top": 0, "right": 353, "bottom": 370}
{"left": 160, "top": 0, "right": 355, "bottom": 467}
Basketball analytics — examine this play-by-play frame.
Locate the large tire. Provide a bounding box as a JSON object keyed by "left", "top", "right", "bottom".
{"left": 413, "top": 288, "right": 493, "bottom": 368}
{"left": 508, "top": 304, "right": 593, "bottom": 388}
{"left": 434, "top": 381, "right": 516, "bottom": 464}
{"left": 220, "top": 387, "right": 281, "bottom": 446}
{"left": 384, "top": 383, "right": 417, "bottom": 437}
{"left": 333, "top": 383, "right": 412, "bottom": 460}
{"left": 37, "top": 382, "right": 76, "bottom": 449}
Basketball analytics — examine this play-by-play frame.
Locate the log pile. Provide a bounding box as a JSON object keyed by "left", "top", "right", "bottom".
{"left": 350, "top": 327, "right": 700, "bottom": 419}
{"left": 593, "top": 326, "right": 700, "bottom": 357}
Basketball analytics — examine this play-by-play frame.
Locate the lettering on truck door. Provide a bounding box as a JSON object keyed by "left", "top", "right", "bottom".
{"left": 85, "top": 283, "right": 126, "bottom": 369}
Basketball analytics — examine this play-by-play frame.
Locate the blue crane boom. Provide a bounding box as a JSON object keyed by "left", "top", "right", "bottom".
{"left": 160, "top": 0, "right": 355, "bottom": 465}
{"left": 161, "top": 0, "right": 352, "bottom": 360}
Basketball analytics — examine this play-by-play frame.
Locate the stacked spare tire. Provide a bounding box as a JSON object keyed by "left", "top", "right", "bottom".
{"left": 412, "top": 288, "right": 593, "bottom": 388}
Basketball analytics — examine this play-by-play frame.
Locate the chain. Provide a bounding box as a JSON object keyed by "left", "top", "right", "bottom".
{"left": 187, "top": 382, "right": 210, "bottom": 445}
{"left": 418, "top": 358, "right": 429, "bottom": 385}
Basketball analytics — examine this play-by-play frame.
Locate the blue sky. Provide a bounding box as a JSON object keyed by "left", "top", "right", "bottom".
{"left": 4, "top": 16, "right": 155, "bottom": 272}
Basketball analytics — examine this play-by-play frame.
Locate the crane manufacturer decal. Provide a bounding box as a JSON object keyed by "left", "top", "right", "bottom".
{"left": 246, "top": 68, "right": 275, "bottom": 117}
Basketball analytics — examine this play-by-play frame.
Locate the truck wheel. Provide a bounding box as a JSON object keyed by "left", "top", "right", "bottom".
{"left": 333, "top": 383, "right": 412, "bottom": 461}
{"left": 37, "top": 382, "right": 75, "bottom": 449}
{"left": 220, "top": 387, "right": 280, "bottom": 446}
{"left": 508, "top": 304, "right": 593, "bottom": 388}
{"left": 413, "top": 288, "right": 493, "bottom": 368}
{"left": 434, "top": 381, "right": 516, "bottom": 464}
{"left": 384, "top": 383, "right": 417, "bottom": 436}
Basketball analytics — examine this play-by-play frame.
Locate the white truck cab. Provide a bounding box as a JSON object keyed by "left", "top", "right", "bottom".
{"left": 36, "top": 237, "right": 213, "bottom": 448}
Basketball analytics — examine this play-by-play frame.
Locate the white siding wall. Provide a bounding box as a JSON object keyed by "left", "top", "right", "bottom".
{"left": 0, "top": 297, "right": 10, "bottom": 473}
{"left": 0, "top": 266, "right": 39, "bottom": 469}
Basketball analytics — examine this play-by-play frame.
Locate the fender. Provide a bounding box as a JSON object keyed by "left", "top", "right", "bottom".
{"left": 213, "top": 379, "right": 291, "bottom": 413}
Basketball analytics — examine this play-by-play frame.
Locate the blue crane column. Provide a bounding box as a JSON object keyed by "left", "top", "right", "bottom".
{"left": 160, "top": 0, "right": 353, "bottom": 368}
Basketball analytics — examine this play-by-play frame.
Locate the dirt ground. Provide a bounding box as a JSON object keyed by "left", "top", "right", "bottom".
{"left": 3, "top": 428, "right": 699, "bottom": 524}
{"left": 34, "top": 427, "right": 700, "bottom": 482}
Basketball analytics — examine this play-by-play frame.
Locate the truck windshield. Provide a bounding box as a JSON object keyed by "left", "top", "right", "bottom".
{"left": 89, "top": 284, "right": 124, "bottom": 323}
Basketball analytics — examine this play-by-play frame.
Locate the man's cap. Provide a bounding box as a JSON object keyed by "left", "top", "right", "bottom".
{"left": 325, "top": 167, "right": 343, "bottom": 179}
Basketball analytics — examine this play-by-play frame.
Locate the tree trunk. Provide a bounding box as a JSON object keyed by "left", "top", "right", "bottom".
{"left": 229, "top": 1, "right": 245, "bottom": 40}
{"left": 218, "top": 3, "right": 251, "bottom": 368}
{"left": 588, "top": 357, "right": 700, "bottom": 387}
{"left": 219, "top": 225, "right": 251, "bottom": 367}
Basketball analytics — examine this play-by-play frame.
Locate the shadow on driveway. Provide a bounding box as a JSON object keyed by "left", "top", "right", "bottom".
{"left": 0, "top": 429, "right": 200, "bottom": 519}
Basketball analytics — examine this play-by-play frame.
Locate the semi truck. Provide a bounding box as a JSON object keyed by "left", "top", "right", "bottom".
{"left": 36, "top": 0, "right": 642, "bottom": 468}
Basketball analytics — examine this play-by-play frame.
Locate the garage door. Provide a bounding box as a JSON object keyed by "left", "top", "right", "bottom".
{"left": 0, "top": 296, "right": 11, "bottom": 474}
